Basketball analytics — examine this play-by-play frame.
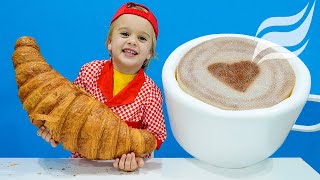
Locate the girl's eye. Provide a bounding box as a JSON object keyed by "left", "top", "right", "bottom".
{"left": 139, "top": 36, "right": 147, "bottom": 41}
{"left": 120, "top": 32, "right": 129, "bottom": 37}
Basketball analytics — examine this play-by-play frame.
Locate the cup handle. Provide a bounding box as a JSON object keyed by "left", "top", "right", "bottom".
{"left": 292, "top": 94, "right": 320, "bottom": 132}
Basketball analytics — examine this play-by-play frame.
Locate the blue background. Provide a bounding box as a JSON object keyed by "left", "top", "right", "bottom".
{"left": 0, "top": 0, "right": 319, "bottom": 173}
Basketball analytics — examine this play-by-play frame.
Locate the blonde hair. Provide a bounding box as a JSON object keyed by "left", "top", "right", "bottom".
{"left": 106, "top": 5, "right": 157, "bottom": 70}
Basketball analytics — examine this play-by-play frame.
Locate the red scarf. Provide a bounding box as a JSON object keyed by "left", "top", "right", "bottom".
{"left": 97, "top": 61, "right": 145, "bottom": 107}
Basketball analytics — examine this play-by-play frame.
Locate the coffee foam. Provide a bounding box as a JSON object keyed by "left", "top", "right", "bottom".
{"left": 176, "top": 37, "right": 296, "bottom": 110}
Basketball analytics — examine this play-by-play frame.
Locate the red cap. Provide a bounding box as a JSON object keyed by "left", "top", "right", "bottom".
{"left": 111, "top": 2, "right": 158, "bottom": 39}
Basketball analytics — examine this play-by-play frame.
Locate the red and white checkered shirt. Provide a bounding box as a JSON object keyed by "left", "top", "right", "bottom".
{"left": 70, "top": 60, "right": 167, "bottom": 158}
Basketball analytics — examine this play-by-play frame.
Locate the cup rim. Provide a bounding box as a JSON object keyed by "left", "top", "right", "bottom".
{"left": 162, "top": 33, "right": 311, "bottom": 118}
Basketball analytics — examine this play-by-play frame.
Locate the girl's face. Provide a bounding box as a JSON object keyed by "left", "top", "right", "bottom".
{"left": 107, "top": 14, "right": 153, "bottom": 74}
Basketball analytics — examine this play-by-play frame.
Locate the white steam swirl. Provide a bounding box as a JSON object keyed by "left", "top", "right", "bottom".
{"left": 252, "top": 1, "right": 315, "bottom": 64}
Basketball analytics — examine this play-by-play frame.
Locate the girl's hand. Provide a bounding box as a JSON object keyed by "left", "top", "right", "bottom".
{"left": 113, "top": 152, "right": 144, "bottom": 172}
{"left": 37, "top": 126, "right": 59, "bottom": 148}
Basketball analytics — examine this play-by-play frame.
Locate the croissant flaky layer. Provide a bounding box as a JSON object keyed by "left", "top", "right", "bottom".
{"left": 12, "top": 36, "right": 156, "bottom": 159}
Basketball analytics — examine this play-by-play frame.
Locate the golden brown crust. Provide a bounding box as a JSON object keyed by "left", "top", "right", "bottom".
{"left": 12, "top": 36, "right": 157, "bottom": 159}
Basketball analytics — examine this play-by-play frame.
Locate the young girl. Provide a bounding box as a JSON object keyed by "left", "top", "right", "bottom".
{"left": 37, "top": 2, "right": 167, "bottom": 172}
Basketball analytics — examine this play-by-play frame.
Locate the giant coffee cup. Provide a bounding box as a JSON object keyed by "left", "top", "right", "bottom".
{"left": 162, "top": 34, "right": 320, "bottom": 168}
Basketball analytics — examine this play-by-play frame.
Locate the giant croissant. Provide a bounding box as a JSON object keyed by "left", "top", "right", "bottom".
{"left": 11, "top": 36, "right": 156, "bottom": 159}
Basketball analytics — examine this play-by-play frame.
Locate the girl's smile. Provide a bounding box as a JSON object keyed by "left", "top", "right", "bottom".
{"left": 122, "top": 48, "right": 138, "bottom": 57}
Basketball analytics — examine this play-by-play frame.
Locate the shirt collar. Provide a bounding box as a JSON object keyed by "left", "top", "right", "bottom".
{"left": 97, "top": 60, "right": 145, "bottom": 107}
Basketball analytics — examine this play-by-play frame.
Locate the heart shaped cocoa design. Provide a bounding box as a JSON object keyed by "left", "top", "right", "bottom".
{"left": 208, "top": 61, "right": 260, "bottom": 92}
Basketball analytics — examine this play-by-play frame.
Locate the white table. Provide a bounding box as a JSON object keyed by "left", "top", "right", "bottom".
{"left": 0, "top": 158, "right": 318, "bottom": 179}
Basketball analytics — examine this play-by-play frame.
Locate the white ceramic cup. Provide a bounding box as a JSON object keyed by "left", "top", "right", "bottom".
{"left": 162, "top": 34, "right": 320, "bottom": 168}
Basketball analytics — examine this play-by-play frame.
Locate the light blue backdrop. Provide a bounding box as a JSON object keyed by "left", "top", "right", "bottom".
{"left": 0, "top": 0, "right": 319, "bottom": 173}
